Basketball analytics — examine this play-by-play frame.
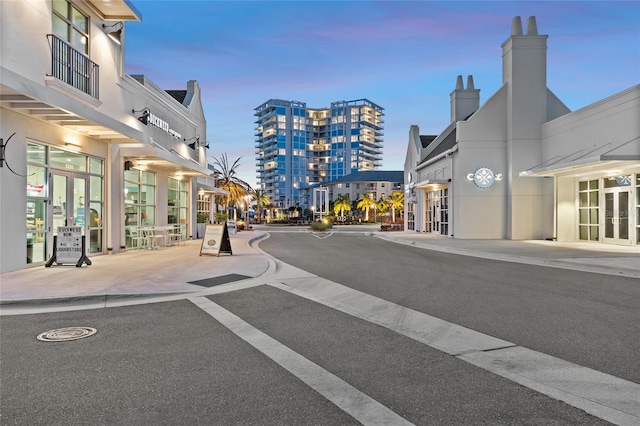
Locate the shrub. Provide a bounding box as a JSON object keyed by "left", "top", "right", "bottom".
{"left": 197, "top": 212, "right": 209, "bottom": 223}
{"left": 214, "top": 213, "right": 228, "bottom": 224}
{"left": 310, "top": 221, "right": 331, "bottom": 232}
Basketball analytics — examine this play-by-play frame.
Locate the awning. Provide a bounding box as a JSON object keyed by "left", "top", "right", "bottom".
{"left": 120, "top": 144, "right": 213, "bottom": 177}
{"left": 414, "top": 179, "right": 449, "bottom": 189}
{"left": 86, "top": 0, "right": 142, "bottom": 21}
{"left": 197, "top": 181, "right": 229, "bottom": 196}
{"left": 520, "top": 137, "right": 640, "bottom": 177}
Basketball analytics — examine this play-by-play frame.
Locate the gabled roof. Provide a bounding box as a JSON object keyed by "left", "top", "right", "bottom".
{"left": 420, "top": 135, "right": 437, "bottom": 148}
{"left": 304, "top": 170, "right": 404, "bottom": 190}
{"left": 417, "top": 110, "right": 476, "bottom": 166}
{"left": 166, "top": 90, "right": 187, "bottom": 105}
{"left": 418, "top": 127, "right": 457, "bottom": 166}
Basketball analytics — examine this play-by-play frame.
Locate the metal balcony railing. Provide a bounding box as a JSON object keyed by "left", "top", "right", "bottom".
{"left": 47, "top": 34, "right": 99, "bottom": 98}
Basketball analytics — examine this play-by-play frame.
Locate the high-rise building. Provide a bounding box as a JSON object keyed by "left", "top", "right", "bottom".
{"left": 254, "top": 98, "right": 384, "bottom": 209}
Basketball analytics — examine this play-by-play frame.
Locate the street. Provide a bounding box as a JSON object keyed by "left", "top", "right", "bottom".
{"left": 1, "top": 229, "right": 638, "bottom": 425}
{"left": 258, "top": 231, "right": 640, "bottom": 384}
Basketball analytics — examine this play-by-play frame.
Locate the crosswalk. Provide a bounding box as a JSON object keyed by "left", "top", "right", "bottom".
{"left": 190, "top": 296, "right": 414, "bottom": 426}
{"left": 190, "top": 268, "right": 640, "bottom": 426}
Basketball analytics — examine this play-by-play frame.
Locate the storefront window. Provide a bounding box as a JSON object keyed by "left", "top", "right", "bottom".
{"left": 25, "top": 142, "right": 105, "bottom": 263}
{"left": 26, "top": 200, "right": 47, "bottom": 264}
{"left": 168, "top": 177, "right": 188, "bottom": 239}
{"left": 425, "top": 188, "right": 448, "bottom": 235}
{"left": 578, "top": 179, "right": 599, "bottom": 241}
{"left": 197, "top": 193, "right": 210, "bottom": 222}
{"left": 88, "top": 170, "right": 103, "bottom": 254}
{"left": 407, "top": 202, "right": 415, "bottom": 231}
{"left": 124, "top": 169, "right": 157, "bottom": 249}
{"left": 49, "top": 149, "right": 87, "bottom": 172}
{"left": 26, "top": 148, "right": 49, "bottom": 264}
{"left": 27, "top": 165, "right": 48, "bottom": 198}
{"left": 90, "top": 157, "right": 103, "bottom": 174}
{"left": 27, "top": 142, "right": 47, "bottom": 164}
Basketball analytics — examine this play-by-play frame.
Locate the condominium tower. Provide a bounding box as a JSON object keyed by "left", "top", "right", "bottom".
{"left": 255, "top": 99, "right": 384, "bottom": 208}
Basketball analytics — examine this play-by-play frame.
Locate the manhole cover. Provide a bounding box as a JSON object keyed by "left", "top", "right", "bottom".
{"left": 37, "top": 327, "right": 97, "bottom": 342}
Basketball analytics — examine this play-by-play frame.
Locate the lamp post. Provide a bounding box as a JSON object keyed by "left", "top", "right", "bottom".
{"left": 244, "top": 195, "right": 251, "bottom": 227}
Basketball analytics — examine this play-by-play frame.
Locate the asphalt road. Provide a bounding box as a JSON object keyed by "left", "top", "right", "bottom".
{"left": 1, "top": 295, "right": 609, "bottom": 425}
{"left": 1, "top": 230, "right": 637, "bottom": 425}
{"left": 258, "top": 231, "right": 640, "bottom": 384}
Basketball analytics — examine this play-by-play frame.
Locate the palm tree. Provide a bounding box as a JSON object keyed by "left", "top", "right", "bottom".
{"left": 376, "top": 196, "right": 388, "bottom": 222}
{"left": 333, "top": 194, "right": 351, "bottom": 219}
{"left": 211, "top": 154, "right": 252, "bottom": 220}
{"left": 251, "top": 188, "right": 270, "bottom": 223}
{"left": 388, "top": 190, "right": 405, "bottom": 223}
{"left": 356, "top": 193, "right": 376, "bottom": 222}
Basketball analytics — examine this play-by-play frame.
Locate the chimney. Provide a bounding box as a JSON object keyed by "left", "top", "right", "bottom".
{"left": 501, "top": 16, "right": 549, "bottom": 239}
{"left": 450, "top": 75, "right": 480, "bottom": 123}
{"left": 502, "top": 16, "right": 547, "bottom": 98}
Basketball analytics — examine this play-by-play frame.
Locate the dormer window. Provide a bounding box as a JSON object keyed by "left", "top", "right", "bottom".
{"left": 53, "top": 0, "right": 89, "bottom": 54}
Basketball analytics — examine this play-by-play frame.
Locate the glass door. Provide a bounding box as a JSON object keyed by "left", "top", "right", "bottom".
{"left": 603, "top": 176, "right": 631, "bottom": 245}
{"left": 51, "top": 171, "right": 88, "bottom": 236}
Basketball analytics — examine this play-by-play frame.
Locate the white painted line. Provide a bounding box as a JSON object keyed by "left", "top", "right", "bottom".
{"left": 309, "top": 231, "right": 333, "bottom": 239}
{"left": 188, "top": 296, "right": 414, "bottom": 426}
{"left": 268, "top": 278, "right": 514, "bottom": 355}
{"left": 268, "top": 277, "right": 640, "bottom": 426}
{"left": 460, "top": 347, "right": 640, "bottom": 426}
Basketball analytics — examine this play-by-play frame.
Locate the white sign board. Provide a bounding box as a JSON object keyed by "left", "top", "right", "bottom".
{"left": 200, "top": 224, "right": 224, "bottom": 256}
{"left": 56, "top": 226, "right": 83, "bottom": 264}
{"left": 200, "top": 223, "right": 232, "bottom": 256}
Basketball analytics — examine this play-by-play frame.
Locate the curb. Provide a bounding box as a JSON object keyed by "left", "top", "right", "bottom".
{"left": 373, "top": 234, "right": 640, "bottom": 279}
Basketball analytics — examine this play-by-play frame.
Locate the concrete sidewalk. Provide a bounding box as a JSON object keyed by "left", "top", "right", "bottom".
{"left": 373, "top": 231, "right": 640, "bottom": 279}
{"left": 0, "top": 230, "right": 270, "bottom": 304}
{"left": 1, "top": 225, "right": 638, "bottom": 308}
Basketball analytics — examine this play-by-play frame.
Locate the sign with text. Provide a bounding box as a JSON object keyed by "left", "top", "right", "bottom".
{"left": 200, "top": 223, "right": 232, "bottom": 256}
{"left": 56, "top": 226, "right": 83, "bottom": 264}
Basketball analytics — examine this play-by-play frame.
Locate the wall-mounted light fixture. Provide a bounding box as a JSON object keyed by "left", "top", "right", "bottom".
{"left": 124, "top": 160, "right": 133, "bottom": 171}
{"left": 102, "top": 21, "right": 124, "bottom": 44}
{"left": 0, "top": 133, "right": 15, "bottom": 168}
{"left": 184, "top": 136, "right": 199, "bottom": 150}
{"left": 132, "top": 108, "right": 150, "bottom": 124}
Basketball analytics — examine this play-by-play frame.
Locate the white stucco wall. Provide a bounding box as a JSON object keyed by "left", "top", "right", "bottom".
{"left": 556, "top": 176, "right": 578, "bottom": 242}
{"left": 542, "top": 85, "right": 640, "bottom": 162}
{"left": 0, "top": 1, "right": 209, "bottom": 272}
{"left": 453, "top": 86, "right": 508, "bottom": 239}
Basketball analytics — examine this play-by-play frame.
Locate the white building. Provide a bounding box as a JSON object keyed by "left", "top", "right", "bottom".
{"left": 0, "top": 0, "right": 220, "bottom": 273}
{"left": 302, "top": 170, "right": 403, "bottom": 220}
{"left": 404, "top": 16, "right": 639, "bottom": 246}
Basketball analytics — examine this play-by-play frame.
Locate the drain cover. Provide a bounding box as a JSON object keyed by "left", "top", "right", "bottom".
{"left": 37, "top": 327, "right": 97, "bottom": 342}
{"left": 188, "top": 274, "right": 250, "bottom": 288}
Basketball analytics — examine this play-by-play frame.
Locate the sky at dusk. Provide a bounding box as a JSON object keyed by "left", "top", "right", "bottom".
{"left": 124, "top": 1, "right": 640, "bottom": 187}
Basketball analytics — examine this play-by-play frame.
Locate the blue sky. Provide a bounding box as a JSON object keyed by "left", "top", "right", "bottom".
{"left": 124, "top": 1, "right": 640, "bottom": 187}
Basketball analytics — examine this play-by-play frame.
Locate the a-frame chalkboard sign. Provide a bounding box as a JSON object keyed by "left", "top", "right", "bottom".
{"left": 199, "top": 222, "right": 233, "bottom": 256}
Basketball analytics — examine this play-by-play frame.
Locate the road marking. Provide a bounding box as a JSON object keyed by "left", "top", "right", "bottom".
{"left": 308, "top": 231, "right": 333, "bottom": 239}
{"left": 268, "top": 277, "right": 640, "bottom": 426}
{"left": 188, "top": 296, "right": 414, "bottom": 426}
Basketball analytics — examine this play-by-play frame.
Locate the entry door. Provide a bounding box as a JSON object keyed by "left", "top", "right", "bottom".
{"left": 603, "top": 188, "right": 631, "bottom": 245}
{"left": 432, "top": 197, "right": 441, "bottom": 233}
{"left": 51, "top": 172, "right": 87, "bottom": 236}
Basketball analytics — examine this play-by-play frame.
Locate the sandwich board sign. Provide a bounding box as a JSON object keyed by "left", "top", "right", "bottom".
{"left": 200, "top": 222, "right": 233, "bottom": 256}
{"left": 45, "top": 226, "right": 92, "bottom": 267}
